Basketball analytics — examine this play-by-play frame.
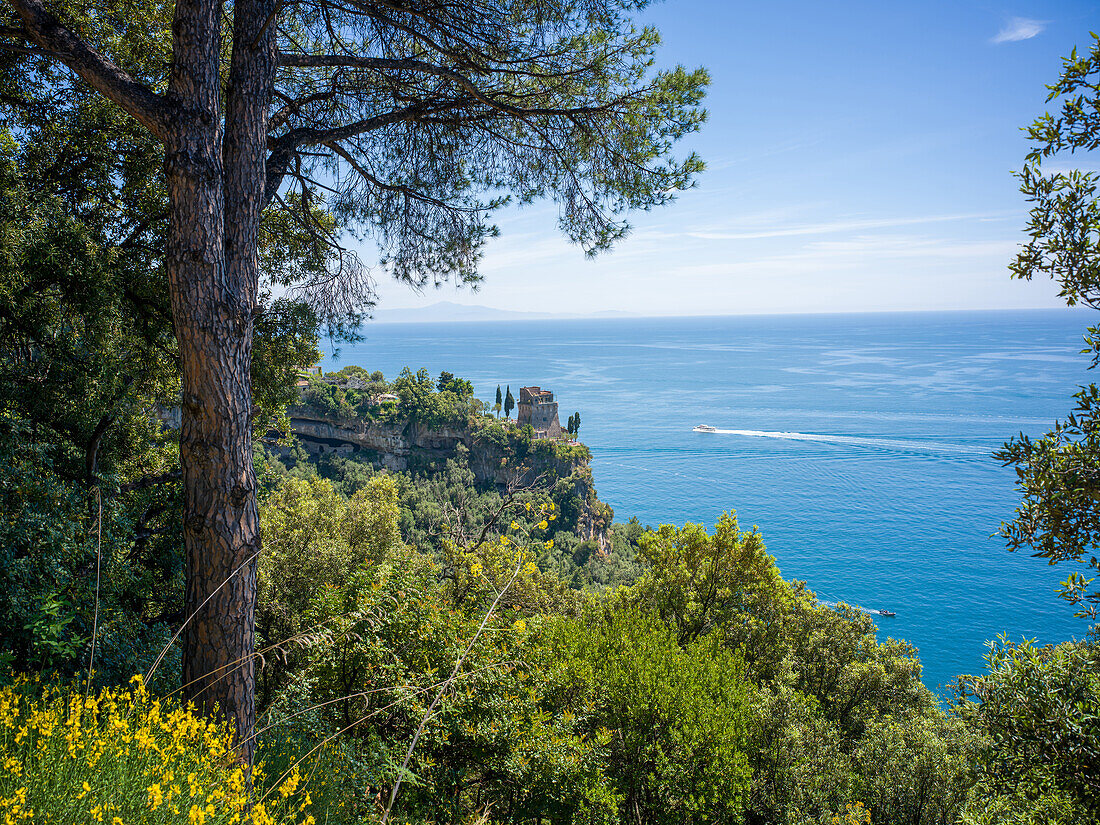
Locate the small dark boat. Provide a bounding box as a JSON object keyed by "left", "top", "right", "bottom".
{"left": 877, "top": 610, "right": 896, "bottom": 617}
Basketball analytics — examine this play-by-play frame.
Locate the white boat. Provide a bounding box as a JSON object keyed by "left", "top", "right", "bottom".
{"left": 693, "top": 424, "right": 718, "bottom": 433}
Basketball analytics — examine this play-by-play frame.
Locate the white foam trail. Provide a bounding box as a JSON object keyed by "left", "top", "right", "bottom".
{"left": 706, "top": 428, "right": 987, "bottom": 456}
{"left": 820, "top": 601, "right": 884, "bottom": 616}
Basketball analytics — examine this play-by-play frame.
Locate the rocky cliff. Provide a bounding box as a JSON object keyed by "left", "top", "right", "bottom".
{"left": 283, "top": 406, "right": 613, "bottom": 552}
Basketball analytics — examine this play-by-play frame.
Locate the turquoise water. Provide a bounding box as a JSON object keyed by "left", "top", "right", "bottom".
{"left": 325, "top": 309, "right": 1094, "bottom": 690}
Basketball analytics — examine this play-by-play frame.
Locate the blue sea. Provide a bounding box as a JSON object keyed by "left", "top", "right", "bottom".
{"left": 324, "top": 309, "right": 1095, "bottom": 691}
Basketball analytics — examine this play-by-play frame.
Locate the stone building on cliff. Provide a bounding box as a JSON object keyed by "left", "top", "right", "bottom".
{"left": 517, "top": 386, "right": 562, "bottom": 439}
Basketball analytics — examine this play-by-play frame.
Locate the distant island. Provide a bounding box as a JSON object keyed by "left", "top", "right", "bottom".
{"left": 371, "top": 300, "right": 639, "bottom": 324}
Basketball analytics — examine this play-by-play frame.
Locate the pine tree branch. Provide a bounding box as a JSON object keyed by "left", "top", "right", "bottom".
{"left": 6, "top": 0, "right": 172, "bottom": 139}
{"left": 277, "top": 52, "right": 625, "bottom": 117}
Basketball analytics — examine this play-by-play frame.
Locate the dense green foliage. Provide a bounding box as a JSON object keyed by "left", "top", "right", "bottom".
{"left": 0, "top": 70, "right": 182, "bottom": 685}
{"left": 549, "top": 609, "right": 753, "bottom": 824}
{"left": 2, "top": 10, "right": 1098, "bottom": 823}
{"left": 295, "top": 367, "right": 483, "bottom": 428}
{"left": 244, "top": 442, "right": 984, "bottom": 824}
{"left": 954, "top": 636, "right": 1100, "bottom": 825}
{"left": 998, "top": 33, "right": 1100, "bottom": 620}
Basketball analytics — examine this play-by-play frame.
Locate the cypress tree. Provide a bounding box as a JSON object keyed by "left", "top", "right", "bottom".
{"left": 495, "top": 385, "right": 503, "bottom": 417}
{"left": 505, "top": 386, "right": 515, "bottom": 419}
{"left": 573, "top": 411, "right": 581, "bottom": 435}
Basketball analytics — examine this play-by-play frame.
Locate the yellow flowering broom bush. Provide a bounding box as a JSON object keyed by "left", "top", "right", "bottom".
{"left": 0, "top": 674, "right": 316, "bottom": 825}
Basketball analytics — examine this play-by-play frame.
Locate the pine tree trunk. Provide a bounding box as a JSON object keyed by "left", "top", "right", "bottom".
{"left": 15, "top": 0, "right": 276, "bottom": 765}
{"left": 164, "top": 0, "right": 275, "bottom": 764}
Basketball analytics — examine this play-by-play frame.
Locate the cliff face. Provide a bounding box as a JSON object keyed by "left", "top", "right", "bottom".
{"left": 284, "top": 407, "right": 613, "bottom": 551}
{"left": 559, "top": 462, "right": 614, "bottom": 555}
{"left": 288, "top": 413, "right": 465, "bottom": 473}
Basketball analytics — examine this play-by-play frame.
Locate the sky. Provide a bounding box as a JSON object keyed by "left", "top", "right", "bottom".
{"left": 364, "top": 0, "right": 1100, "bottom": 317}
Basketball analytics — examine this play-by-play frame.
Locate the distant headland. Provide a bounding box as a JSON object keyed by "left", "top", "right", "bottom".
{"left": 371, "top": 300, "right": 639, "bottom": 324}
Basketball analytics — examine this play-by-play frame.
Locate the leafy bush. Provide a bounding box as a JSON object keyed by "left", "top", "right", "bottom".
{"left": 393, "top": 367, "right": 481, "bottom": 428}
{"left": 626, "top": 512, "right": 787, "bottom": 646}
{"left": 257, "top": 474, "right": 406, "bottom": 703}
{"left": 548, "top": 608, "right": 754, "bottom": 825}
{"left": 606, "top": 512, "right": 974, "bottom": 825}
{"left": 0, "top": 426, "right": 178, "bottom": 689}
{"left": 954, "top": 636, "right": 1100, "bottom": 824}
{"left": 297, "top": 377, "right": 359, "bottom": 421}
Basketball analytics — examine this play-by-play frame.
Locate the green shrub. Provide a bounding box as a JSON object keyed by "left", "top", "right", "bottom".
{"left": 548, "top": 608, "right": 754, "bottom": 824}
{"left": 954, "top": 636, "right": 1100, "bottom": 824}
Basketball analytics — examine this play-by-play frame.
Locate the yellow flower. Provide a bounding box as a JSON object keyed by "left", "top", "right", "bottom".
{"left": 147, "top": 784, "right": 163, "bottom": 810}
{"left": 510, "top": 520, "right": 519, "bottom": 530}
{"left": 512, "top": 619, "right": 527, "bottom": 633}
{"left": 77, "top": 781, "right": 91, "bottom": 801}
{"left": 227, "top": 767, "right": 246, "bottom": 796}
{"left": 537, "top": 520, "right": 548, "bottom": 529}
{"left": 277, "top": 768, "right": 301, "bottom": 798}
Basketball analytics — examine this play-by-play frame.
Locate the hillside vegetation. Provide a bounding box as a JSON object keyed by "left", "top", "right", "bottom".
{"left": 1, "top": 8, "right": 1099, "bottom": 823}
{"left": 4, "top": 354, "right": 1097, "bottom": 822}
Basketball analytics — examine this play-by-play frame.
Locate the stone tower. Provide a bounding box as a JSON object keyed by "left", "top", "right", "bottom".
{"left": 517, "top": 386, "right": 562, "bottom": 439}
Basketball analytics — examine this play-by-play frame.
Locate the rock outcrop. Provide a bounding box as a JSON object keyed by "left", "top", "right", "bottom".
{"left": 281, "top": 406, "right": 613, "bottom": 552}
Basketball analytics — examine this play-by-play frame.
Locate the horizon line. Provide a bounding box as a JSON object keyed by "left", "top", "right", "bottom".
{"left": 364, "top": 304, "right": 1086, "bottom": 326}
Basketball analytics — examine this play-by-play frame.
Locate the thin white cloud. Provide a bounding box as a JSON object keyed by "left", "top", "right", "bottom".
{"left": 804, "top": 236, "right": 1021, "bottom": 259}
{"left": 667, "top": 236, "right": 1021, "bottom": 281}
{"left": 991, "top": 17, "right": 1045, "bottom": 44}
{"left": 1042, "top": 161, "right": 1100, "bottom": 175}
{"left": 705, "top": 137, "right": 827, "bottom": 172}
{"left": 686, "top": 212, "right": 1005, "bottom": 241}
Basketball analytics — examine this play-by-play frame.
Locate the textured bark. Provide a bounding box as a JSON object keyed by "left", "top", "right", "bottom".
{"left": 163, "top": 0, "right": 273, "bottom": 763}
{"left": 4, "top": 0, "right": 707, "bottom": 766}
{"left": 203, "top": 0, "right": 277, "bottom": 763}
{"left": 10, "top": 0, "right": 277, "bottom": 759}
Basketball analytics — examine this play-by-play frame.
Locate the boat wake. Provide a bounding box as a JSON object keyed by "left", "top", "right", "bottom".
{"left": 707, "top": 428, "right": 987, "bottom": 456}
{"left": 819, "top": 600, "right": 895, "bottom": 617}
